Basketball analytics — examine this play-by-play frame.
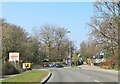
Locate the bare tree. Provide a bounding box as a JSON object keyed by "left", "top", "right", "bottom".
{"left": 54, "top": 27, "right": 70, "bottom": 61}
{"left": 35, "top": 24, "right": 72, "bottom": 61}
{"left": 88, "top": 1, "right": 119, "bottom": 57}
{"left": 38, "top": 25, "right": 56, "bottom": 61}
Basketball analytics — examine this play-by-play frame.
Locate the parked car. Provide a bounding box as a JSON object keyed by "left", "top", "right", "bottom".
{"left": 53, "top": 63, "right": 63, "bottom": 68}
{"left": 43, "top": 64, "right": 50, "bottom": 67}
{"left": 93, "top": 59, "right": 101, "bottom": 66}
{"left": 49, "top": 64, "right": 55, "bottom": 67}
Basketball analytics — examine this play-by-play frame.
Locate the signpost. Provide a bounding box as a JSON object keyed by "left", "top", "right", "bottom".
{"left": 9, "top": 52, "right": 19, "bottom": 62}
{"left": 78, "top": 54, "right": 81, "bottom": 57}
{"left": 100, "top": 51, "right": 104, "bottom": 56}
{"left": 23, "top": 63, "right": 31, "bottom": 70}
{"left": 9, "top": 52, "right": 19, "bottom": 67}
{"left": 95, "top": 53, "right": 98, "bottom": 58}
{"left": 67, "top": 58, "right": 71, "bottom": 67}
{"left": 100, "top": 50, "right": 104, "bottom": 59}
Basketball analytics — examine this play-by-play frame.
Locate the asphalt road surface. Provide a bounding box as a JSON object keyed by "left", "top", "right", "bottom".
{"left": 47, "top": 67, "right": 118, "bottom": 84}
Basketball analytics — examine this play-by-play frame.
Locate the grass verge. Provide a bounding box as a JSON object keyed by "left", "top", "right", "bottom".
{"left": 2, "top": 70, "right": 49, "bottom": 82}
{"left": 71, "top": 65, "right": 79, "bottom": 68}
{"left": 100, "top": 65, "right": 120, "bottom": 71}
{"left": 113, "top": 67, "right": 120, "bottom": 71}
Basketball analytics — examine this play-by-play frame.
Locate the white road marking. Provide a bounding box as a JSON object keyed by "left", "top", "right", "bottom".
{"left": 87, "top": 76, "right": 91, "bottom": 78}
{"left": 95, "top": 80, "right": 103, "bottom": 84}
{"left": 82, "top": 68, "right": 86, "bottom": 69}
{"left": 95, "top": 80, "right": 100, "bottom": 82}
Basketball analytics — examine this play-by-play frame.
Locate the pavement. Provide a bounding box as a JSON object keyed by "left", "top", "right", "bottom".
{"left": 79, "top": 65, "right": 118, "bottom": 74}
{"left": 0, "top": 74, "right": 20, "bottom": 81}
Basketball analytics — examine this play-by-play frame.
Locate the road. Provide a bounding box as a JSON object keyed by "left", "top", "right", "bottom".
{"left": 47, "top": 67, "right": 118, "bottom": 84}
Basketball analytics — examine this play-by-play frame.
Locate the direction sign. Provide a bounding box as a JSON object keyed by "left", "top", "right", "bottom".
{"left": 78, "top": 54, "right": 81, "bottom": 57}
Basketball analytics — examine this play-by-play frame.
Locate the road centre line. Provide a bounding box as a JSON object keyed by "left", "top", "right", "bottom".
{"left": 82, "top": 68, "right": 86, "bottom": 69}
{"left": 87, "top": 76, "right": 91, "bottom": 78}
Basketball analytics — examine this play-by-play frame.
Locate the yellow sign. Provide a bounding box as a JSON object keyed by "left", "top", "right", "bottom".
{"left": 23, "top": 63, "right": 31, "bottom": 69}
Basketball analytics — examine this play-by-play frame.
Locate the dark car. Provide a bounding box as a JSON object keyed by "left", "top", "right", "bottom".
{"left": 54, "top": 63, "right": 63, "bottom": 68}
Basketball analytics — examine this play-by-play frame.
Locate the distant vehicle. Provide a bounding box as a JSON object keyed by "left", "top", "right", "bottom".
{"left": 43, "top": 64, "right": 50, "bottom": 67}
{"left": 93, "top": 59, "right": 101, "bottom": 66}
{"left": 49, "top": 64, "right": 54, "bottom": 67}
{"left": 53, "top": 63, "right": 63, "bottom": 68}
{"left": 78, "top": 59, "right": 83, "bottom": 65}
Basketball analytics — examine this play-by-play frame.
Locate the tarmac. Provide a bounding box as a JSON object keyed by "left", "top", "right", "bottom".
{"left": 0, "top": 65, "right": 118, "bottom": 82}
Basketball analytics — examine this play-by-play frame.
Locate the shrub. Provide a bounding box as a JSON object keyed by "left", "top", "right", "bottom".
{"left": 2, "top": 62, "right": 20, "bottom": 75}
{"left": 87, "top": 58, "right": 91, "bottom": 65}
{"left": 100, "top": 57, "right": 115, "bottom": 69}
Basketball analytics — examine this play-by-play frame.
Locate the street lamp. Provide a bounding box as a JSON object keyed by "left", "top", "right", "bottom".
{"left": 67, "top": 30, "right": 70, "bottom": 54}
{"left": 66, "top": 31, "right": 71, "bottom": 67}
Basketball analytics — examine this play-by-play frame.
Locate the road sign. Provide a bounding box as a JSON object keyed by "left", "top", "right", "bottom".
{"left": 93, "top": 55, "right": 95, "bottom": 59}
{"left": 95, "top": 53, "right": 98, "bottom": 58}
{"left": 9, "top": 52, "right": 19, "bottom": 62}
{"left": 67, "top": 58, "right": 71, "bottom": 66}
{"left": 100, "top": 51, "right": 104, "bottom": 55}
{"left": 78, "top": 54, "right": 81, "bottom": 57}
{"left": 23, "top": 63, "right": 31, "bottom": 69}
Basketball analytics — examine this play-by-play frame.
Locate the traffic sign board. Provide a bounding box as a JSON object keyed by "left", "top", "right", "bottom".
{"left": 23, "top": 63, "right": 31, "bottom": 69}
{"left": 100, "top": 51, "right": 104, "bottom": 55}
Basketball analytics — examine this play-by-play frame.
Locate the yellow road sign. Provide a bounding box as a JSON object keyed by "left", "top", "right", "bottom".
{"left": 23, "top": 63, "right": 31, "bottom": 69}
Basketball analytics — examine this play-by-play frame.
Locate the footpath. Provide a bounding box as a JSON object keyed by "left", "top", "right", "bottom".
{"left": 0, "top": 74, "right": 20, "bottom": 81}
{"left": 79, "top": 65, "right": 118, "bottom": 74}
